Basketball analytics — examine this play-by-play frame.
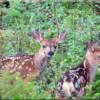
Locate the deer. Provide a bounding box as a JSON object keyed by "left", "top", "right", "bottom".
{"left": 0, "top": 29, "right": 66, "bottom": 81}
{"left": 55, "top": 40, "right": 100, "bottom": 100}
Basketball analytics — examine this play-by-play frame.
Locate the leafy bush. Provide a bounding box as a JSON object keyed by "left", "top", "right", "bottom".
{"left": 0, "top": 0, "right": 100, "bottom": 99}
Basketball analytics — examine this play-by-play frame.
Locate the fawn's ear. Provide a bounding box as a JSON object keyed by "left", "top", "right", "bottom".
{"left": 53, "top": 30, "right": 67, "bottom": 44}
{"left": 86, "top": 40, "right": 94, "bottom": 51}
{"left": 31, "top": 29, "right": 43, "bottom": 42}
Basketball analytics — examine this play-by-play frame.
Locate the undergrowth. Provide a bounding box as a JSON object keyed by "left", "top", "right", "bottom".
{"left": 0, "top": 0, "right": 100, "bottom": 99}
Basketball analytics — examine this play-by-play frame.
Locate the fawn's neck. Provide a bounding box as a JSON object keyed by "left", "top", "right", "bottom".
{"left": 83, "top": 58, "right": 97, "bottom": 83}
{"left": 34, "top": 50, "right": 49, "bottom": 71}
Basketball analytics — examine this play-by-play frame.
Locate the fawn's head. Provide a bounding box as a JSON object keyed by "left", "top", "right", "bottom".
{"left": 31, "top": 29, "right": 66, "bottom": 58}
{"left": 85, "top": 40, "right": 100, "bottom": 67}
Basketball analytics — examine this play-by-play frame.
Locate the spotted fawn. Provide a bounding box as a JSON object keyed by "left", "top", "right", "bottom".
{"left": 55, "top": 40, "right": 100, "bottom": 100}
{"left": 0, "top": 29, "right": 66, "bottom": 80}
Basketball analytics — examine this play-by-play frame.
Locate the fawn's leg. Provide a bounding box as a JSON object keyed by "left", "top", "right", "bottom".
{"left": 55, "top": 90, "right": 66, "bottom": 100}
{"left": 76, "top": 88, "right": 85, "bottom": 100}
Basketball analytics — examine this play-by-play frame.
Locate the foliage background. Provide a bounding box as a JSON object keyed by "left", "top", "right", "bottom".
{"left": 0, "top": 0, "right": 100, "bottom": 99}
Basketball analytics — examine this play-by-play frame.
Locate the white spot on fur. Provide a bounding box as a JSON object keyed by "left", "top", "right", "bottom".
{"left": 10, "top": 70, "right": 13, "bottom": 73}
{"left": 27, "top": 74, "right": 30, "bottom": 77}
{"left": 31, "top": 61, "right": 34, "bottom": 65}
{"left": 29, "top": 68, "right": 32, "bottom": 72}
{"left": 21, "top": 62, "right": 25, "bottom": 65}
{"left": 18, "top": 66, "right": 22, "bottom": 69}
{"left": 24, "top": 75, "right": 26, "bottom": 77}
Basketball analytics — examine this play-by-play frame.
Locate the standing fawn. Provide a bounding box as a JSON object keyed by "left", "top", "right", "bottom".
{"left": 55, "top": 40, "right": 100, "bottom": 100}
{"left": 0, "top": 29, "right": 66, "bottom": 80}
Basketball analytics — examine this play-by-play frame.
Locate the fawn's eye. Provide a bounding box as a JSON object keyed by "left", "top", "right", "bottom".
{"left": 43, "top": 45, "right": 46, "bottom": 48}
{"left": 54, "top": 46, "right": 57, "bottom": 49}
{"left": 98, "top": 55, "right": 100, "bottom": 59}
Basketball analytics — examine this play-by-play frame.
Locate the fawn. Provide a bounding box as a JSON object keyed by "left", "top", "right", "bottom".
{"left": 0, "top": 29, "right": 66, "bottom": 80}
{"left": 55, "top": 40, "right": 100, "bottom": 100}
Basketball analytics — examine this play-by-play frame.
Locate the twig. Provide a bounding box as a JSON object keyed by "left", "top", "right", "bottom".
{"left": 51, "top": 0, "right": 60, "bottom": 34}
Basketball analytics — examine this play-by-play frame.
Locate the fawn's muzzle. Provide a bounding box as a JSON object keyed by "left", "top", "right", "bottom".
{"left": 48, "top": 51, "right": 54, "bottom": 56}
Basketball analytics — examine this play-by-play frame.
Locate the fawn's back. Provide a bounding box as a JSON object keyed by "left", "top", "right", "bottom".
{"left": 1, "top": 55, "right": 40, "bottom": 79}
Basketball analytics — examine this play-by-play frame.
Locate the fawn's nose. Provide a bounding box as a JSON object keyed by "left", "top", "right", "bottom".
{"left": 48, "top": 51, "right": 54, "bottom": 56}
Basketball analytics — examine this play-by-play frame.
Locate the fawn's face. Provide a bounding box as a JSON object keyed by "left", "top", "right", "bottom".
{"left": 31, "top": 29, "right": 66, "bottom": 58}
{"left": 86, "top": 41, "right": 100, "bottom": 67}
{"left": 39, "top": 39, "right": 57, "bottom": 58}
